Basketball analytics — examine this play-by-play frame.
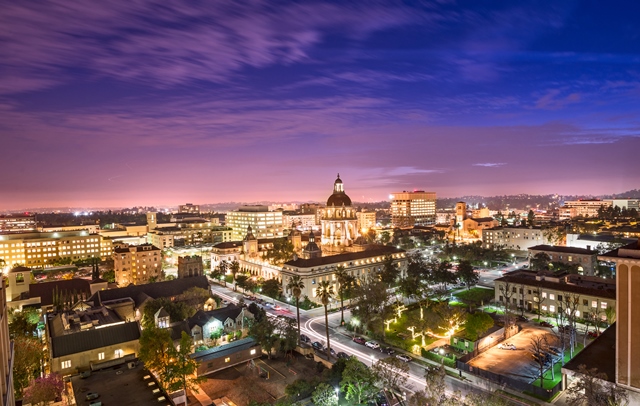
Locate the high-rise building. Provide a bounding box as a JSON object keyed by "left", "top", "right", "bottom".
{"left": 599, "top": 240, "right": 640, "bottom": 391}
{"left": 225, "top": 206, "right": 284, "bottom": 240}
{"left": 390, "top": 191, "right": 437, "bottom": 227}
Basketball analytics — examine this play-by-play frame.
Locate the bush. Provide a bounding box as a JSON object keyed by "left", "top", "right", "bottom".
{"left": 285, "top": 378, "right": 316, "bottom": 400}
{"left": 421, "top": 349, "right": 456, "bottom": 368}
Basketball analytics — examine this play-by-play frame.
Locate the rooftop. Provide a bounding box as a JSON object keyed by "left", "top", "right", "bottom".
{"left": 562, "top": 323, "right": 616, "bottom": 383}
{"left": 284, "top": 245, "right": 404, "bottom": 268}
{"left": 495, "top": 270, "right": 616, "bottom": 299}
{"left": 528, "top": 244, "right": 597, "bottom": 255}
{"left": 191, "top": 337, "right": 259, "bottom": 362}
{"left": 599, "top": 240, "right": 640, "bottom": 260}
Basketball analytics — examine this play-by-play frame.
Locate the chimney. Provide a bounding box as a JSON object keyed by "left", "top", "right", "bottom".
{"left": 586, "top": 245, "right": 591, "bottom": 251}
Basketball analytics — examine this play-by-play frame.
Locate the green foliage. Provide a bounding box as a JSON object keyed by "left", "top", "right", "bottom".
{"left": 285, "top": 378, "right": 316, "bottom": 401}
{"left": 179, "top": 286, "right": 211, "bottom": 311}
{"left": 531, "top": 252, "right": 551, "bottom": 271}
{"left": 264, "top": 237, "right": 295, "bottom": 266}
{"left": 261, "top": 278, "right": 282, "bottom": 298}
{"left": 372, "top": 357, "right": 409, "bottom": 392}
{"left": 23, "top": 373, "right": 64, "bottom": 406}
{"left": 340, "top": 357, "right": 377, "bottom": 405}
{"left": 165, "top": 332, "right": 205, "bottom": 395}
{"left": 312, "top": 382, "right": 338, "bottom": 406}
{"left": 141, "top": 297, "right": 195, "bottom": 329}
{"left": 138, "top": 326, "right": 173, "bottom": 384}
{"left": 101, "top": 269, "right": 115, "bottom": 283}
{"left": 13, "top": 335, "right": 44, "bottom": 398}
{"left": 248, "top": 316, "right": 278, "bottom": 359}
{"left": 9, "top": 308, "right": 40, "bottom": 338}
{"left": 457, "top": 260, "right": 479, "bottom": 289}
{"left": 464, "top": 312, "right": 495, "bottom": 341}
{"left": 379, "top": 254, "right": 400, "bottom": 287}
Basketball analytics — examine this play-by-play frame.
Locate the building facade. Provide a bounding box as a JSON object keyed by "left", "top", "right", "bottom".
{"left": 177, "top": 255, "right": 203, "bottom": 279}
{"left": 494, "top": 270, "right": 616, "bottom": 320}
{"left": 563, "top": 199, "right": 612, "bottom": 218}
{"left": 113, "top": 243, "right": 162, "bottom": 286}
{"left": 390, "top": 191, "right": 437, "bottom": 228}
{"left": 225, "top": 206, "right": 284, "bottom": 240}
{"left": 0, "top": 214, "right": 36, "bottom": 233}
{"left": 356, "top": 210, "right": 377, "bottom": 233}
{"left": 319, "top": 175, "right": 358, "bottom": 252}
{"left": 0, "top": 279, "right": 15, "bottom": 406}
{"left": 599, "top": 241, "right": 640, "bottom": 391}
{"left": 0, "top": 230, "right": 106, "bottom": 269}
{"left": 482, "top": 226, "right": 553, "bottom": 250}
{"left": 281, "top": 246, "right": 406, "bottom": 303}
{"left": 528, "top": 245, "right": 598, "bottom": 276}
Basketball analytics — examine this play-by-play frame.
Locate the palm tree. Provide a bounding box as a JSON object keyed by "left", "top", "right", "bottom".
{"left": 316, "top": 281, "right": 335, "bottom": 360}
{"left": 230, "top": 260, "right": 240, "bottom": 291}
{"left": 286, "top": 275, "right": 305, "bottom": 343}
{"left": 334, "top": 266, "right": 353, "bottom": 325}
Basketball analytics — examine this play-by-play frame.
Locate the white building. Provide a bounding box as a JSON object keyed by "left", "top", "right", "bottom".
{"left": 482, "top": 226, "right": 553, "bottom": 251}
{"left": 562, "top": 199, "right": 612, "bottom": 218}
{"left": 390, "top": 191, "right": 437, "bottom": 227}
{"left": 225, "top": 206, "right": 284, "bottom": 240}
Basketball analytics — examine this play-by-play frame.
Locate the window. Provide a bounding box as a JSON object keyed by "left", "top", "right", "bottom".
{"left": 583, "top": 299, "right": 588, "bottom": 306}
{"left": 549, "top": 294, "right": 555, "bottom": 301}
{"left": 512, "top": 287, "right": 517, "bottom": 293}
{"left": 250, "top": 349, "right": 256, "bottom": 355}
{"left": 528, "top": 289, "right": 532, "bottom": 295}
{"left": 549, "top": 305, "right": 555, "bottom": 313}
{"left": 98, "top": 352, "right": 105, "bottom": 360}
{"left": 62, "top": 360, "right": 71, "bottom": 369}
{"left": 225, "top": 357, "right": 231, "bottom": 363}
{"left": 542, "top": 292, "right": 547, "bottom": 299}
{"left": 558, "top": 295, "right": 563, "bottom": 302}
{"left": 115, "top": 349, "right": 123, "bottom": 358}
{"left": 592, "top": 301, "right": 597, "bottom": 308}
{"left": 542, "top": 305, "right": 548, "bottom": 311}
{"left": 601, "top": 302, "right": 607, "bottom": 309}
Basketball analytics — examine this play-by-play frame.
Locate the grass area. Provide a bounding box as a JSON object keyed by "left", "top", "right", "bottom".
{"left": 483, "top": 307, "right": 504, "bottom": 315}
{"left": 382, "top": 306, "right": 443, "bottom": 351}
{"left": 454, "top": 287, "right": 495, "bottom": 305}
{"left": 448, "top": 300, "right": 467, "bottom": 308}
{"left": 531, "top": 343, "right": 585, "bottom": 389}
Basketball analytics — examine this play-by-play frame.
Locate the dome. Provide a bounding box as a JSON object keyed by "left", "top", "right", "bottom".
{"left": 326, "top": 174, "right": 352, "bottom": 206}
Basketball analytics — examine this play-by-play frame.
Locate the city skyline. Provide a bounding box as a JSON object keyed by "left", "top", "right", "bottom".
{"left": 1, "top": 1, "right": 639, "bottom": 210}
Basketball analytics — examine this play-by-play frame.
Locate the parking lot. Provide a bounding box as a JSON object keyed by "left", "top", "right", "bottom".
{"left": 468, "top": 323, "right": 559, "bottom": 382}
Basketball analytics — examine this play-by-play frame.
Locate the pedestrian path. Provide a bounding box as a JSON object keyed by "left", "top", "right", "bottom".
{"left": 191, "top": 384, "right": 213, "bottom": 406}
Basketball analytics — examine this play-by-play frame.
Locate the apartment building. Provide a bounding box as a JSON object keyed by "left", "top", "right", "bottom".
{"left": 494, "top": 270, "right": 616, "bottom": 320}
{"left": 0, "top": 230, "right": 107, "bottom": 268}
{"left": 113, "top": 244, "right": 162, "bottom": 286}
{"left": 390, "top": 191, "right": 437, "bottom": 227}
{"left": 482, "top": 226, "right": 552, "bottom": 250}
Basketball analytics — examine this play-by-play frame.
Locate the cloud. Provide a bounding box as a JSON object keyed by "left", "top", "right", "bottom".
{"left": 472, "top": 163, "right": 506, "bottom": 168}
{"left": 534, "top": 89, "right": 582, "bottom": 110}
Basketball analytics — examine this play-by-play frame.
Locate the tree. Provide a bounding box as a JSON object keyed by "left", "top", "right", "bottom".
{"left": 531, "top": 252, "right": 551, "bottom": 271}
{"left": 316, "top": 281, "right": 335, "bottom": 360}
{"left": 351, "top": 276, "right": 394, "bottom": 338}
{"left": 457, "top": 260, "right": 478, "bottom": 290}
{"left": 214, "top": 260, "right": 228, "bottom": 286}
{"left": 230, "top": 260, "right": 241, "bottom": 291}
{"left": 340, "top": 357, "right": 377, "bottom": 405}
{"left": 424, "top": 364, "right": 447, "bottom": 404}
{"left": 527, "top": 210, "right": 536, "bottom": 227}
{"left": 139, "top": 326, "right": 174, "bottom": 387}
{"left": 165, "top": 332, "right": 205, "bottom": 405}
{"left": 335, "top": 265, "right": 354, "bottom": 325}
{"left": 566, "top": 365, "right": 629, "bottom": 406}
{"left": 141, "top": 297, "right": 194, "bottom": 329}
{"left": 286, "top": 275, "right": 305, "bottom": 343}
{"left": 249, "top": 316, "right": 278, "bottom": 359}
{"left": 285, "top": 379, "right": 316, "bottom": 402}
{"left": 312, "top": 382, "right": 338, "bottom": 406}
{"left": 498, "top": 281, "right": 516, "bottom": 328}
{"left": 262, "top": 278, "right": 282, "bottom": 299}
{"left": 235, "top": 274, "right": 250, "bottom": 292}
{"left": 465, "top": 313, "right": 494, "bottom": 341}
{"left": 372, "top": 357, "right": 409, "bottom": 393}
{"left": 13, "top": 335, "right": 44, "bottom": 398}
{"left": 9, "top": 307, "right": 40, "bottom": 338}
{"left": 180, "top": 287, "right": 211, "bottom": 311}
{"left": 408, "top": 390, "right": 429, "bottom": 406}
{"left": 265, "top": 237, "right": 295, "bottom": 266}
{"left": 276, "top": 316, "right": 298, "bottom": 358}
{"left": 379, "top": 254, "right": 400, "bottom": 287}
{"left": 530, "top": 333, "right": 553, "bottom": 388}
{"left": 23, "top": 374, "right": 64, "bottom": 406}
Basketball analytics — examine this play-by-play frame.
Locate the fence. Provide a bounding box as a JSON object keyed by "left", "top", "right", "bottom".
{"left": 456, "top": 360, "right": 564, "bottom": 400}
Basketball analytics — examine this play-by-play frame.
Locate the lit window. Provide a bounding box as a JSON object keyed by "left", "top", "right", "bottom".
{"left": 601, "top": 302, "right": 607, "bottom": 309}
{"left": 549, "top": 305, "right": 555, "bottom": 313}
{"left": 592, "top": 301, "right": 597, "bottom": 308}
{"left": 98, "top": 352, "right": 105, "bottom": 360}
{"left": 549, "top": 294, "right": 555, "bottom": 301}
{"left": 225, "top": 357, "right": 231, "bottom": 363}
{"left": 62, "top": 360, "right": 71, "bottom": 369}
{"left": 542, "top": 292, "right": 547, "bottom": 299}
{"left": 250, "top": 349, "right": 256, "bottom": 355}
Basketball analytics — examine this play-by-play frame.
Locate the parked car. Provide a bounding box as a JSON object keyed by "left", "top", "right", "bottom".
{"left": 312, "top": 342, "right": 324, "bottom": 351}
{"left": 85, "top": 393, "right": 100, "bottom": 401}
{"left": 353, "top": 337, "right": 366, "bottom": 345}
{"left": 539, "top": 321, "right": 553, "bottom": 328}
{"left": 330, "top": 348, "right": 336, "bottom": 357}
{"left": 395, "top": 354, "right": 412, "bottom": 362}
{"left": 516, "top": 315, "right": 528, "bottom": 322}
{"left": 365, "top": 341, "right": 380, "bottom": 350}
{"left": 497, "top": 343, "right": 516, "bottom": 350}
{"left": 300, "top": 334, "right": 311, "bottom": 343}
{"left": 337, "top": 351, "right": 350, "bottom": 359}
{"left": 379, "top": 346, "right": 395, "bottom": 355}
{"left": 587, "top": 331, "right": 600, "bottom": 339}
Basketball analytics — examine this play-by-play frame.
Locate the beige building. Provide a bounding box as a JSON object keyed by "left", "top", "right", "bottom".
{"left": 281, "top": 246, "right": 407, "bottom": 303}
{"left": 462, "top": 217, "right": 499, "bottom": 239}
{"left": 179, "top": 203, "right": 200, "bottom": 214}
{"left": 320, "top": 175, "right": 358, "bottom": 252}
{"left": 528, "top": 245, "right": 598, "bottom": 276}
{"left": 482, "top": 226, "right": 553, "bottom": 251}
{"left": 390, "top": 191, "right": 437, "bottom": 227}
{"left": 46, "top": 306, "right": 140, "bottom": 375}
{"left": 0, "top": 214, "right": 36, "bottom": 232}
{"left": 0, "top": 230, "right": 107, "bottom": 269}
{"left": 177, "top": 255, "right": 203, "bottom": 279}
{"left": 494, "top": 270, "right": 616, "bottom": 320}
{"left": 147, "top": 223, "right": 232, "bottom": 247}
{"left": 0, "top": 278, "right": 15, "bottom": 406}
{"left": 113, "top": 243, "right": 162, "bottom": 286}
{"left": 226, "top": 206, "right": 284, "bottom": 240}
{"left": 599, "top": 241, "right": 640, "bottom": 391}
{"left": 281, "top": 211, "right": 317, "bottom": 231}
{"left": 563, "top": 199, "right": 612, "bottom": 218}
{"left": 356, "top": 210, "right": 377, "bottom": 233}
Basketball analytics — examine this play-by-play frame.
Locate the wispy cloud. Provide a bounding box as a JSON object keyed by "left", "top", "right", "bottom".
{"left": 473, "top": 163, "right": 507, "bottom": 168}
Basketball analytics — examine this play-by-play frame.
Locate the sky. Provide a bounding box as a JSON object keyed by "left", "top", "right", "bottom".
{"left": 1, "top": 0, "right": 639, "bottom": 210}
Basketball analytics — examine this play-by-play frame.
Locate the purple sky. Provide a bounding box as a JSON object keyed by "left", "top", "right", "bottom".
{"left": 1, "top": 1, "right": 639, "bottom": 210}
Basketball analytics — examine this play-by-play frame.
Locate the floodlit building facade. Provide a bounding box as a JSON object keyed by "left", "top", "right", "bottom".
{"left": 482, "top": 226, "right": 553, "bottom": 250}
{"left": 225, "top": 206, "right": 284, "bottom": 240}
{"left": 356, "top": 209, "right": 377, "bottom": 233}
{"left": 599, "top": 241, "right": 640, "bottom": 391}
{"left": 0, "top": 214, "right": 36, "bottom": 233}
{"left": 562, "top": 199, "right": 612, "bottom": 218}
{"left": 113, "top": 243, "right": 162, "bottom": 286}
{"left": 390, "top": 191, "right": 437, "bottom": 227}
{"left": 528, "top": 245, "right": 598, "bottom": 276}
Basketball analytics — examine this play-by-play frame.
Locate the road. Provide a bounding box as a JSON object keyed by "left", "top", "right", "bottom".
{"left": 209, "top": 283, "right": 524, "bottom": 405}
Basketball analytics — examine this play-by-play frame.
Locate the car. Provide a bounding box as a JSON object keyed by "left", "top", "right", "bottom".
{"left": 379, "top": 346, "right": 395, "bottom": 355}
{"left": 497, "top": 343, "right": 516, "bottom": 350}
{"left": 264, "top": 303, "right": 274, "bottom": 309}
{"left": 588, "top": 331, "right": 600, "bottom": 339}
{"left": 337, "top": 352, "right": 350, "bottom": 359}
{"left": 312, "top": 341, "right": 324, "bottom": 351}
{"left": 85, "top": 393, "right": 100, "bottom": 401}
{"left": 516, "top": 315, "right": 528, "bottom": 322}
{"left": 330, "top": 348, "right": 336, "bottom": 357}
{"left": 221, "top": 300, "right": 229, "bottom": 305}
{"left": 273, "top": 305, "right": 282, "bottom": 311}
{"left": 353, "top": 337, "right": 366, "bottom": 345}
{"left": 300, "top": 334, "right": 311, "bottom": 343}
{"left": 365, "top": 341, "right": 380, "bottom": 350}
{"left": 539, "top": 321, "right": 553, "bottom": 328}
{"left": 395, "top": 354, "right": 412, "bottom": 362}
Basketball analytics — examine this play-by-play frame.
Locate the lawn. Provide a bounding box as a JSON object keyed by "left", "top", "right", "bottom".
{"left": 383, "top": 307, "right": 442, "bottom": 351}
{"left": 531, "top": 343, "right": 585, "bottom": 389}
{"left": 454, "top": 287, "right": 495, "bottom": 306}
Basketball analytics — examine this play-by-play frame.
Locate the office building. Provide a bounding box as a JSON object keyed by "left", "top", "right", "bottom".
{"left": 390, "top": 191, "right": 437, "bottom": 227}
{"left": 563, "top": 199, "right": 612, "bottom": 218}
{"left": 482, "top": 226, "right": 553, "bottom": 251}
{"left": 356, "top": 209, "right": 377, "bottom": 233}
{"left": 0, "top": 214, "right": 36, "bottom": 233}
{"left": 225, "top": 206, "right": 284, "bottom": 240}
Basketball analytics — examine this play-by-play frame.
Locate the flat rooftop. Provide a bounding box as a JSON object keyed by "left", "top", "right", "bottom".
{"left": 562, "top": 323, "right": 616, "bottom": 383}
{"left": 70, "top": 361, "right": 171, "bottom": 406}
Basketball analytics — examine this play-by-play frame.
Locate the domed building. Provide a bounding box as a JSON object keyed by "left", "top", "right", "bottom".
{"left": 320, "top": 174, "right": 358, "bottom": 252}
